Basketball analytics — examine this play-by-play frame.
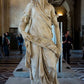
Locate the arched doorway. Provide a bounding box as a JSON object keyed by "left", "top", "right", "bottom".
{"left": 54, "top": 0, "right": 72, "bottom": 36}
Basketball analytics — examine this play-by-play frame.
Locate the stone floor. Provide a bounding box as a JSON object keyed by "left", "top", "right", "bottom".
{"left": 0, "top": 46, "right": 26, "bottom": 59}
{"left": 0, "top": 63, "right": 17, "bottom": 84}
{"left": 71, "top": 65, "right": 84, "bottom": 81}
{"left": 0, "top": 46, "right": 26, "bottom": 84}
{"left": 5, "top": 77, "right": 84, "bottom": 84}
{"left": 5, "top": 57, "right": 84, "bottom": 84}
{"left": 70, "top": 58, "right": 84, "bottom": 81}
{"left": 0, "top": 47, "right": 84, "bottom": 84}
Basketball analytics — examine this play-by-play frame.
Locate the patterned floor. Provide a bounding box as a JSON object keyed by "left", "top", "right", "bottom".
{"left": 71, "top": 60, "right": 84, "bottom": 81}
{"left": 0, "top": 46, "right": 26, "bottom": 84}
{"left": 0, "top": 47, "right": 84, "bottom": 83}
{"left": 0, "top": 49, "right": 25, "bottom": 84}
{"left": 0, "top": 63, "right": 18, "bottom": 84}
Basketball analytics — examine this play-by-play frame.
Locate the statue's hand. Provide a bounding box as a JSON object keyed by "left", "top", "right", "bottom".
{"left": 56, "top": 44, "right": 61, "bottom": 58}
{"left": 21, "top": 31, "right": 28, "bottom": 39}
{"left": 21, "top": 31, "right": 32, "bottom": 41}
{"left": 57, "top": 48, "right": 61, "bottom": 58}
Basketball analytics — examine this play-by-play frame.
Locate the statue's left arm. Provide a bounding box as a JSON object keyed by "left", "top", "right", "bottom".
{"left": 19, "top": 3, "right": 32, "bottom": 38}
{"left": 18, "top": 3, "right": 33, "bottom": 68}
{"left": 51, "top": 6, "right": 61, "bottom": 58}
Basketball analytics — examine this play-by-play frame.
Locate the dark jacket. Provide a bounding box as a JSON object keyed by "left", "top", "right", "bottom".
{"left": 63, "top": 35, "right": 72, "bottom": 49}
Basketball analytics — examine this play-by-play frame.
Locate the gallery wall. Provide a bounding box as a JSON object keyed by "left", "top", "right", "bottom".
{"left": 0, "top": 0, "right": 31, "bottom": 36}
{"left": 0, "top": 0, "right": 2, "bottom": 36}
{"left": 81, "top": 0, "right": 84, "bottom": 25}
{"left": 9, "top": 0, "right": 30, "bottom": 27}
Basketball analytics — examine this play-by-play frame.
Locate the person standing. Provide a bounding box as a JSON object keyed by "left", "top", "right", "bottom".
{"left": 6, "top": 32, "right": 10, "bottom": 46}
{"left": 6, "top": 32, "right": 10, "bottom": 55}
{"left": 3, "top": 33, "right": 9, "bottom": 56}
{"left": 63, "top": 31, "right": 72, "bottom": 64}
{"left": 17, "top": 34, "right": 24, "bottom": 54}
{"left": 82, "top": 43, "right": 84, "bottom": 59}
{"left": 0, "top": 44, "right": 2, "bottom": 57}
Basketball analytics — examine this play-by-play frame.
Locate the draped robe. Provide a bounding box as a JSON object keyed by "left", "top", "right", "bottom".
{"left": 19, "top": 2, "right": 61, "bottom": 84}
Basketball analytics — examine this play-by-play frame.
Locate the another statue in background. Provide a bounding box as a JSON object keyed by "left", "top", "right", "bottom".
{"left": 19, "top": 0, "right": 61, "bottom": 84}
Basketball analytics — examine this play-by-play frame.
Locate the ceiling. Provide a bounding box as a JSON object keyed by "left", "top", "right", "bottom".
{"left": 49, "top": 0, "right": 65, "bottom": 6}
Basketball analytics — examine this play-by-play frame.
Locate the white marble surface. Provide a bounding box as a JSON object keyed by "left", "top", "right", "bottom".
{"left": 13, "top": 57, "right": 79, "bottom": 78}
{"left": 5, "top": 77, "right": 31, "bottom": 84}
{"left": 5, "top": 77, "right": 84, "bottom": 84}
{"left": 13, "top": 57, "right": 30, "bottom": 78}
{"left": 5, "top": 57, "right": 84, "bottom": 84}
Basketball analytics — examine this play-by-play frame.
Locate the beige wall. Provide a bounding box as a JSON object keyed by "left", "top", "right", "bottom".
{"left": 81, "top": 0, "right": 84, "bottom": 25}
{"left": 9, "top": 0, "right": 30, "bottom": 27}
{"left": 0, "top": 0, "right": 2, "bottom": 36}
{"left": 0, "top": 0, "right": 30, "bottom": 36}
{"left": 0, "top": 0, "right": 10, "bottom": 35}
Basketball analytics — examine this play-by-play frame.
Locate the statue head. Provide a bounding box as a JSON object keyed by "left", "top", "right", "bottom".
{"left": 31, "top": 0, "right": 49, "bottom": 8}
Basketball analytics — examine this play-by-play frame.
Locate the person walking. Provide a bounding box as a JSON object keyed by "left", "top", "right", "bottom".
{"left": 3, "top": 33, "right": 9, "bottom": 56}
{"left": 63, "top": 31, "right": 72, "bottom": 64}
{"left": 17, "top": 34, "right": 24, "bottom": 54}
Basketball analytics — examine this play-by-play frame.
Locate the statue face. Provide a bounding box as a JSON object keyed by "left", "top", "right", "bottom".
{"left": 35, "top": 0, "right": 48, "bottom": 3}
{"left": 32, "top": 0, "right": 48, "bottom": 8}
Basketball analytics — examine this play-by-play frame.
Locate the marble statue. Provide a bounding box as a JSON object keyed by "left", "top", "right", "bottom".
{"left": 19, "top": 0, "right": 61, "bottom": 84}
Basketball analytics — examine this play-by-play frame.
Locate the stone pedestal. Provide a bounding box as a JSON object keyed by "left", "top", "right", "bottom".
{"left": 13, "top": 57, "right": 30, "bottom": 78}
{"left": 5, "top": 57, "right": 84, "bottom": 84}
{"left": 5, "top": 77, "right": 84, "bottom": 84}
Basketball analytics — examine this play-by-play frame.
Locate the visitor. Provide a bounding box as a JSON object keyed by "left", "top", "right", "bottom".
{"left": 6, "top": 32, "right": 10, "bottom": 55}
{"left": 5, "top": 32, "right": 10, "bottom": 46}
{"left": 3, "top": 33, "right": 9, "bottom": 56}
{"left": 0, "top": 45, "right": 2, "bottom": 57}
{"left": 63, "top": 31, "right": 72, "bottom": 64}
{"left": 82, "top": 43, "right": 84, "bottom": 59}
{"left": 17, "top": 34, "right": 24, "bottom": 54}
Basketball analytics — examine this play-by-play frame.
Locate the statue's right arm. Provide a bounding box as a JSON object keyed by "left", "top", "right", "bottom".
{"left": 19, "top": 3, "right": 32, "bottom": 38}
{"left": 51, "top": 5, "right": 61, "bottom": 58}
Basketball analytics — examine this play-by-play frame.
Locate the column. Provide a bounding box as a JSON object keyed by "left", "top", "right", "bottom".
{"left": 57, "top": 22, "right": 63, "bottom": 73}
{"left": 1, "top": 0, "right": 4, "bottom": 38}
{"left": 67, "top": 12, "right": 72, "bottom": 36}
{"left": 4, "top": 0, "right": 9, "bottom": 32}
